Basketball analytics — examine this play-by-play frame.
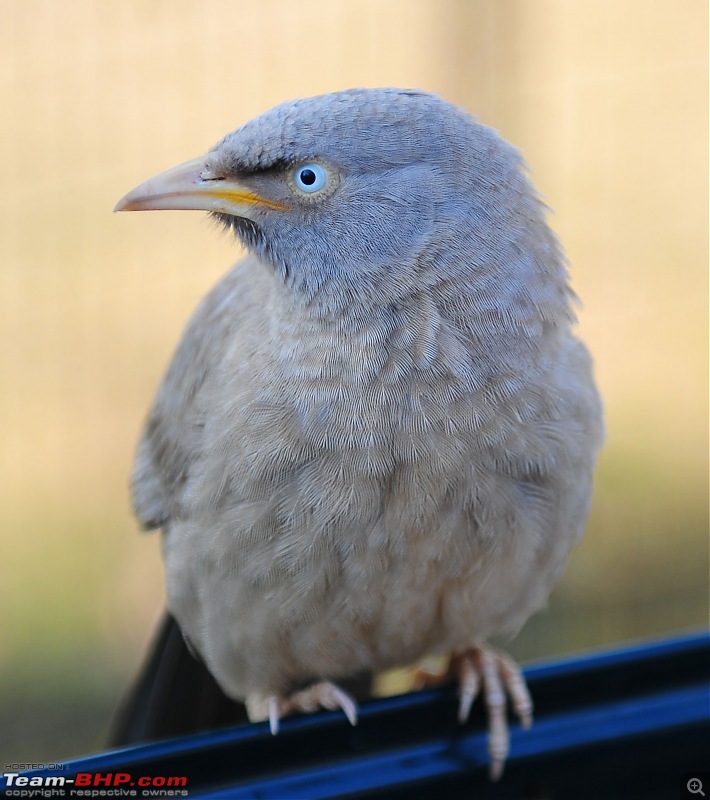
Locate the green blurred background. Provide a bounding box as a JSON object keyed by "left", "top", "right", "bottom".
{"left": 0, "top": 0, "right": 707, "bottom": 766}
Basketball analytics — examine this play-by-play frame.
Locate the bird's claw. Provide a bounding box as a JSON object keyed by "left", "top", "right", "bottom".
{"left": 452, "top": 646, "right": 533, "bottom": 781}
{"left": 265, "top": 681, "right": 359, "bottom": 734}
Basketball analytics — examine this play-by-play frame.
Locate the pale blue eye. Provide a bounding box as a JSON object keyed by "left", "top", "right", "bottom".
{"left": 294, "top": 163, "right": 327, "bottom": 193}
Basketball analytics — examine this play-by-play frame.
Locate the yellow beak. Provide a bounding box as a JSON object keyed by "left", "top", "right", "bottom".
{"left": 114, "top": 155, "right": 287, "bottom": 215}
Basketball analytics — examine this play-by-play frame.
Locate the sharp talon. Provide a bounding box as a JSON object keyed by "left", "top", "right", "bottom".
{"left": 330, "top": 684, "right": 358, "bottom": 726}
{"left": 268, "top": 696, "right": 280, "bottom": 735}
{"left": 489, "top": 757, "right": 504, "bottom": 782}
{"left": 322, "top": 681, "right": 357, "bottom": 725}
{"left": 458, "top": 686, "right": 476, "bottom": 724}
{"left": 518, "top": 703, "right": 533, "bottom": 730}
{"left": 315, "top": 681, "right": 358, "bottom": 725}
{"left": 270, "top": 681, "right": 358, "bottom": 727}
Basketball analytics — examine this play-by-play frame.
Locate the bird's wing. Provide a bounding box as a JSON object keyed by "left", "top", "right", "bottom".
{"left": 116, "top": 261, "right": 264, "bottom": 744}
{"left": 131, "top": 255, "right": 259, "bottom": 531}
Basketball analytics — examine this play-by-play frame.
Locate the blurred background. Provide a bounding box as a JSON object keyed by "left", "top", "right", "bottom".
{"left": 0, "top": 0, "right": 706, "bottom": 765}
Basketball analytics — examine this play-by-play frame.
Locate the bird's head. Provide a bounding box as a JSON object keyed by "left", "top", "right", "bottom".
{"left": 116, "top": 88, "right": 558, "bottom": 317}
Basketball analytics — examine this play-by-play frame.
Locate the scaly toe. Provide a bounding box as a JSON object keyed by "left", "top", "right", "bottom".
{"left": 451, "top": 645, "right": 533, "bottom": 781}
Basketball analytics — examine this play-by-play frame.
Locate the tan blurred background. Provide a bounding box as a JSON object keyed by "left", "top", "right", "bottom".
{"left": 0, "top": 0, "right": 706, "bottom": 765}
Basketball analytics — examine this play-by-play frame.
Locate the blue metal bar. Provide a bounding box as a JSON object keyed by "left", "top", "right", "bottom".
{"left": 196, "top": 686, "right": 707, "bottom": 799}
{"left": 4, "top": 631, "right": 708, "bottom": 799}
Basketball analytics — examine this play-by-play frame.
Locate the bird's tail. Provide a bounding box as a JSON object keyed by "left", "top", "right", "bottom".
{"left": 109, "top": 612, "right": 249, "bottom": 747}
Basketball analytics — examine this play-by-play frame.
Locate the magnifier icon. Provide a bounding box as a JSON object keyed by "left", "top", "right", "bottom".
{"left": 688, "top": 778, "right": 705, "bottom": 795}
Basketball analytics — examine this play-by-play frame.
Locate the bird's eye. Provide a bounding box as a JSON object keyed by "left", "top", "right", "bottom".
{"left": 293, "top": 163, "right": 327, "bottom": 193}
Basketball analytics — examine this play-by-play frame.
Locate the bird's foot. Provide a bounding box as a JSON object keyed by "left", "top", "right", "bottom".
{"left": 252, "top": 681, "right": 358, "bottom": 734}
{"left": 451, "top": 646, "right": 533, "bottom": 780}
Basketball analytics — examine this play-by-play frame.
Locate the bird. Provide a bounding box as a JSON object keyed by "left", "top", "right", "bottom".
{"left": 113, "top": 88, "right": 603, "bottom": 779}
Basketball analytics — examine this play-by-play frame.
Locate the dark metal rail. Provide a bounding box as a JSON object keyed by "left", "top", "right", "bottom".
{"left": 3, "top": 631, "right": 708, "bottom": 799}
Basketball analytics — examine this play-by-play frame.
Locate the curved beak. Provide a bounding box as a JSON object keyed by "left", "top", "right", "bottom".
{"left": 114, "top": 155, "right": 287, "bottom": 215}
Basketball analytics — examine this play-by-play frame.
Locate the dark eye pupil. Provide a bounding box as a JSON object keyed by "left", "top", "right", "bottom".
{"left": 300, "top": 168, "right": 316, "bottom": 186}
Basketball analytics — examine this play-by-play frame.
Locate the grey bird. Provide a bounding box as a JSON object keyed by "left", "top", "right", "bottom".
{"left": 114, "top": 88, "right": 603, "bottom": 779}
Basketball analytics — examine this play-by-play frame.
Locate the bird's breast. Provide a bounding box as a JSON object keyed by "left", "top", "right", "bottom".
{"left": 198, "top": 292, "right": 529, "bottom": 554}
